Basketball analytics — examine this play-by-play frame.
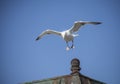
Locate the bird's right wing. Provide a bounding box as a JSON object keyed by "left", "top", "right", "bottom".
{"left": 36, "top": 29, "right": 61, "bottom": 40}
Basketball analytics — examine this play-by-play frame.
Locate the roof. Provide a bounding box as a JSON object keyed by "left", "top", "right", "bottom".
{"left": 23, "top": 58, "right": 106, "bottom": 84}
{"left": 24, "top": 74, "right": 105, "bottom": 84}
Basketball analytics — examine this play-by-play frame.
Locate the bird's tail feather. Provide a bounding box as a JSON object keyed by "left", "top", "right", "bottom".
{"left": 73, "top": 34, "right": 79, "bottom": 37}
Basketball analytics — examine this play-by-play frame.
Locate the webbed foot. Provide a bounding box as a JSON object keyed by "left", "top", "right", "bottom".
{"left": 66, "top": 46, "right": 70, "bottom": 51}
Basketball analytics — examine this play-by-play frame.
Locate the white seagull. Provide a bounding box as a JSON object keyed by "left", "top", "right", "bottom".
{"left": 36, "top": 21, "right": 101, "bottom": 50}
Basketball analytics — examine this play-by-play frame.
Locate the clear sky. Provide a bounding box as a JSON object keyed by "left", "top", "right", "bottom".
{"left": 0, "top": 0, "right": 120, "bottom": 84}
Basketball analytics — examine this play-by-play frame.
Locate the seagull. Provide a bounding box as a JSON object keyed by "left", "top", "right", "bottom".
{"left": 36, "top": 21, "right": 101, "bottom": 50}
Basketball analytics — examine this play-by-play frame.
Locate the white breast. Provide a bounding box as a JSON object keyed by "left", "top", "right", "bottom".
{"left": 61, "top": 31, "right": 74, "bottom": 42}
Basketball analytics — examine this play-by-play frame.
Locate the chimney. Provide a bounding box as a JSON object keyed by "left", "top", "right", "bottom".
{"left": 71, "top": 58, "right": 81, "bottom": 75}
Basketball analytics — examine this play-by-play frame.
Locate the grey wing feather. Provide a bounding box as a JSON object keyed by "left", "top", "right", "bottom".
{"left": 70, "top": 21, "right": 84, "bottom": 33}
{"left": 36, "top": 29, "right": 61, "bottom": 41}
{"left": 70, "top": 21, "right": 101, "bottom": 33}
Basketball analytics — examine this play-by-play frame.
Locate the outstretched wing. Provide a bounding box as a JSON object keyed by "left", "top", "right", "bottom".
{"left": 70, "top": 21, "right": 101, "bottom": 33}
{"left": 36, "top": 29, "right": 61, "bottom": 40}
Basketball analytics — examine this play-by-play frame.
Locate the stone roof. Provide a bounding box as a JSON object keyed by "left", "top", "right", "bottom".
{"left": 24, "top": 74, "right": 105, "bottom": 84}
{"left": 23, "top": 58, "right": 106, "bottom": 84}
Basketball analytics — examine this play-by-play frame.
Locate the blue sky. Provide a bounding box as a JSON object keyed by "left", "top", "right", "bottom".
{"left": 0, "top": 0, "right": 120, "bottom": 84}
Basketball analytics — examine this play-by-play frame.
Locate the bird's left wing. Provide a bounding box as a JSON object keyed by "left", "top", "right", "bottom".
{"left": 69, "top": 21, "right": 101, "bottom": 33}
{"left": 36, "top": 29, "right": 61, "bottom": 40}
{"left": 69, "top": 21, "right": 84, "bottom": 33}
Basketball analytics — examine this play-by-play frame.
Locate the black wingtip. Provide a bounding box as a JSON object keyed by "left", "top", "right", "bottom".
{"left": 35, "top": 37, "right": 39, "bottom": 41}
{"left": 96, "top": 22, "right": 102, "bottom": 24}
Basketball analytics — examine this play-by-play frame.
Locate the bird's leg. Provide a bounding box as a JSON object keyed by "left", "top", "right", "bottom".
{"left": 66, "top": 41, "right": 70, "bottom": 51}
{"left": 71, "top": 40, "right": 75, "bottom": 49}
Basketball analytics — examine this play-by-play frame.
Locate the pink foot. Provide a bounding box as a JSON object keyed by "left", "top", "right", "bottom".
{"left": 66, "top": 47, "right": 70, "bottom": 51}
